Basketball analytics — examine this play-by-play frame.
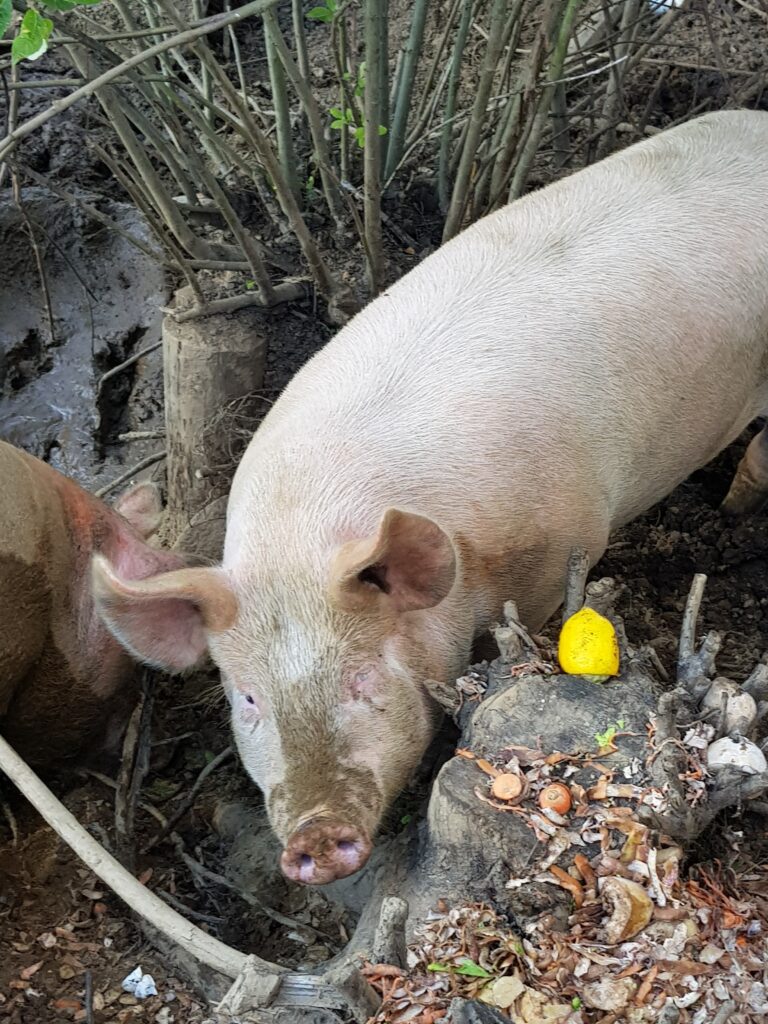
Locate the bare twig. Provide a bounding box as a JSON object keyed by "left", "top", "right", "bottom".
{"left": 438, "top": 0, "right": 473, "bottom": 212}
{"left": 170, "top": 284, "right": 307, "bottom": 323}
{"left": 119, "top": 430, "right": 166, "bottom": 442}
{"left": 94, "top": 452, "right": 166, "bottom": 499}
{"left": 115, "top": 671, "right": 155, "bottom": 871}
{"left": 0, "top": 794, "right": 19, "bottom": 847}
{"left": 264, "top": 15, "right": 299, "bottom": 202}
{"left": 292, "top": 0, "right": 311, "bottom": 82}
{"left": 385, "top": 0, "right": 430, "bottom": 180}
{"left": 142, "top": 746, "right": 234, "bottom": 853}
{"left": 159, "top": 890, "right": 225, "bottom": 925}
{"left": 678, "top": 574, "right": 707, "bottom": 669}
{"left": 562, "top": 546, "right": 590, "bottom": 623}
{"left": 97, "top": 341, "right": 163, "bottom": 398}
{"left": 84, "top": 970, "right": 94, "bottom": 1024}
{"left": 0, "top": 64, "right": 19, "bottom": 189}
{"left": 11, "top": 165, "right": 57, "bottom": 347}
{"left": 363, "top": 0, "right": 388, "bottom": 294}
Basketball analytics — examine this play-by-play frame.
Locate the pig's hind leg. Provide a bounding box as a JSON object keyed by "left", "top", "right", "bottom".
{"left": 721, "top": 420, "right": 768, "bottom": 515}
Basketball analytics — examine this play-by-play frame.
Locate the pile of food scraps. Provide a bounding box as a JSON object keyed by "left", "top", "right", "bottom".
{"left": 362, "top": 735, "right": 768, "bottom": 1024}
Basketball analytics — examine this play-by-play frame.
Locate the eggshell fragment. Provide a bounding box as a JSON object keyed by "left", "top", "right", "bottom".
{"left": 599, "top": 876, "right": 653, "bottom": 943}
{"left": 706, "top": 736, "right": 767, "bottom": 775}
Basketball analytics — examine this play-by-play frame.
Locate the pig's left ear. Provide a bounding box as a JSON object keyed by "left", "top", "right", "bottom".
{"left": 330, "top": 508, "right": 456, "bottom": 614}
{"left": 92, "top": 556, "right": 238, "bottom": 671}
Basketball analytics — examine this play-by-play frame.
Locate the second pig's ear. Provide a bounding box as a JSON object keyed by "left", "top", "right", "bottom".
{"left": 92, "top": 556, "right": 238, "bottom": 671}
{"left": 114, "top": 481, "right": 164, "bottom": 540}
{"left": 329, "top": 508, "right": 457, "bottom": 614}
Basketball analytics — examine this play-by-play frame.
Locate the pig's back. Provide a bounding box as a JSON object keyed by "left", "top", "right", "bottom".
{"left": 233, "top": 110, "right": 768, "bottom": 544}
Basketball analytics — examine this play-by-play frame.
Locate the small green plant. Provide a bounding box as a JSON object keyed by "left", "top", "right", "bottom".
{"left": 1, "top": 0, "right": 101, "bottom": 65}
{"left": 342, "top": 60, "right": 367, "bottom": 98}
{"left": 329, "top": 106, "right": 387, "bottom": 148}
{"left": 306, "top": 0, "right": 337, "bottom": 23}
{"left": 594, "top": 718, "right": 627, "bottom": 749}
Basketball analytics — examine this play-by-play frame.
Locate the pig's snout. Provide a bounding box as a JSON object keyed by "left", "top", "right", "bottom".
{"left": 280, "top": 819, "right": 372, "bottom": 885}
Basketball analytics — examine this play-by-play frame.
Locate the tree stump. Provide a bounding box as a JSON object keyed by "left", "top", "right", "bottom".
{"left": 162, "top": 285, "right": 266, "bottom": 551}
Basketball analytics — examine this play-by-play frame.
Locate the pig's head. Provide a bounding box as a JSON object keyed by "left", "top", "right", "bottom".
{"left": 92, "top": 507, "right": 457, "bottom": 885}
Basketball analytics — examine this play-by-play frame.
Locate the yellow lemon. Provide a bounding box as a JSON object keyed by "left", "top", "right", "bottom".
{"left": 558, "top": 607, "right": 619, "bottom": 677}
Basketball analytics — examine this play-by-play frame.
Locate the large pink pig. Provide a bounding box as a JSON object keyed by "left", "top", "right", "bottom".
{"left": 93, "top": 110, "right": 768, "bottom": 884}
{"left": 0, "top": 440, "right": 187, "bottom": 767}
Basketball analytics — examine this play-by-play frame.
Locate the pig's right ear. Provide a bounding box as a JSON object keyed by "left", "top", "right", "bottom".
{"left": 330, "top": 508, "right": 456, "bottom": 614}
{"left": 91, "top": 555, "right": 238, "bottom": 672}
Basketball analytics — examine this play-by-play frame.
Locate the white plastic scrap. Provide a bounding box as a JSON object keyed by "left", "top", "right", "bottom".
{"left": 648, "top": 0, "right": 684, "bottom": 15}
{"left": 682, "top": 723, "right": 714, "bottom": 750}
{"left": 122, "top": 966, "right": 159, "bottom": 999}
{"left": 748, "top": 981, "right": 768, "bottom": 1013}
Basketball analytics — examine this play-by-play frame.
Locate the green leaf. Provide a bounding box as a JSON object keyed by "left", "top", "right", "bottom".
{"left": 345, "top": 108, "right": 353, "bottom": 120}
{"left": 426, "top": 959, "right": 491, "bottom": 979}
{"left": 327, "top": 0, "right": 338, "bottom": 10}
{"left": 0, "top": 0, "right": 12, "bottom": 38}
{"left": 40, "top": 0, "right": 102, "bottom": 10}
{"left": 307, "top": 5, "right": 331, "bottom": 20}
{"left": 354, "top": 125, "right": 365, "bottom": 148}
{"left": 378, "top": 124, "right": 387, "bottom": 136}
{"left": 12, "top": 10, "right": 53, "bottom": 65}
{"left": 245, "top": 279, "right": 256, "bottom": 290}
{"left": 329, "top": 106, "right": 343, "bottom": 118}
{"left": 355, "top": 62, "right": 366, "bottom": 95}
{"left": 342, "top": 70, "right": 351, "bottom": 81}
{"left": 594, "top": 724, "right": 617, "bottom": 748}
{"left": 145, "top": 778, "right": 181, "bottom": 801}
{"left": 330, "top": 119, "right": 344, "bottom": 130}
{"left": 455, "top": 959, "right": 492, "bottom": 978}
{"left": 571, "top": 997, "right": 582, "bottom": 1009}
{"left": 399, "top": 813, "right": 412, "bottom": 826}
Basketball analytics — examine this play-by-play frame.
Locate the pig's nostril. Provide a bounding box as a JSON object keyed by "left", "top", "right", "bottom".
{"left": 300, "top": 853, "right": 313, "bottom": 868}
{"left": 337, "top": 840, "right": 355, "bottom": 852}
